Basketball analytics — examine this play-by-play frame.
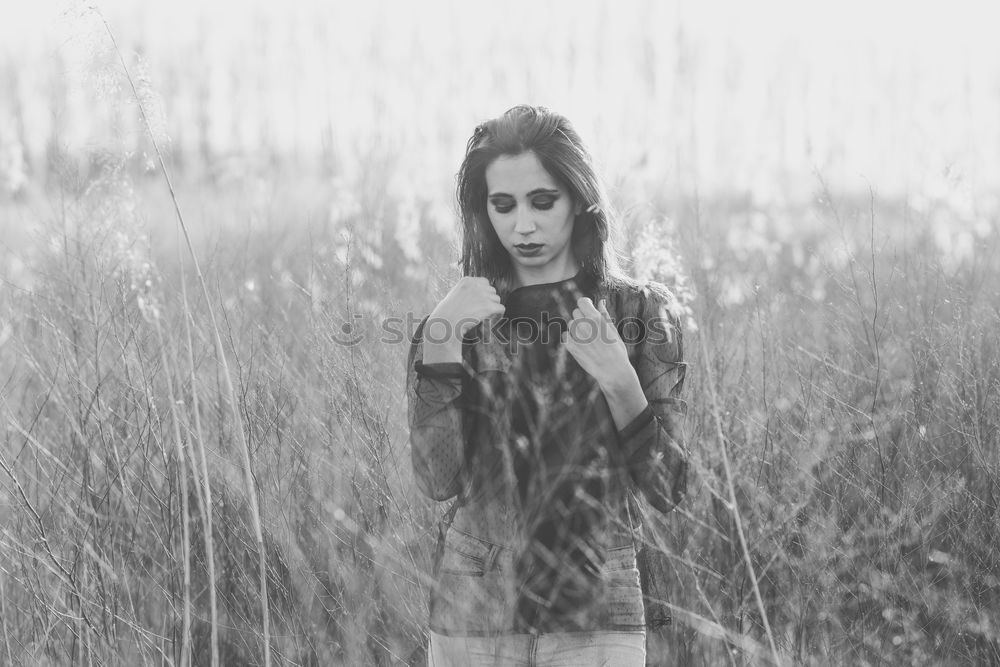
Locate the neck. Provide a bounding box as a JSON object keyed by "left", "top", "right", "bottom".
{"left": 511, "top": 256, "right": 582, "bottom": 289}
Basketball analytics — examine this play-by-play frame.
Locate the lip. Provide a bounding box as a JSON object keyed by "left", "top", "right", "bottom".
{"left": 514, "top": 243, "right": 544, "bottom": 256}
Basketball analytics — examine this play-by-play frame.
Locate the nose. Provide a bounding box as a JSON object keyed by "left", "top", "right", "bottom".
{"left": 513, "top": 207, "right": 537, "bottom": 235}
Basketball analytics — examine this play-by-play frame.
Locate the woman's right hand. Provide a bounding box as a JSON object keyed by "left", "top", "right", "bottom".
{"left": 422, "top": 278, "right": 504, "bottom": 363}
{"left": 429, "top": 277, "right": 505, "bottom": 339}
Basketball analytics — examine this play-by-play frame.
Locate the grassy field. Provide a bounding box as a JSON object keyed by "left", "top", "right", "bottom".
{"left": 1, "top": 3, "right": 999, "bottom": 665}
{"left": 2, "top": 158, "right": 998, "bottom": 666}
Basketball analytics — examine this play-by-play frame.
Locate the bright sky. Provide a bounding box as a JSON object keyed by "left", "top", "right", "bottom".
{"left": 5, "top": 0, "right": 993, "bottom": 56}
{"left": 2, "top": 0, "right": 999, "bottom": 204}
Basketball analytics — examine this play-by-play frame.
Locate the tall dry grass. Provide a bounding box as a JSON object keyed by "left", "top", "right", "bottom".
{"left": 3, "top": 143, "right": 998, "bottom": 665}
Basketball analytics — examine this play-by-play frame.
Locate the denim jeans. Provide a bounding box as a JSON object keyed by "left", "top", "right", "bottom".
{"left": 427, "top": 629, "right": 646, "bottom": 667}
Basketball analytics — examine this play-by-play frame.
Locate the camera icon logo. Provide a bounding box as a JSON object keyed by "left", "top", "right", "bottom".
{"left": 332, "top": 313, "right": 365, "bottom": 346}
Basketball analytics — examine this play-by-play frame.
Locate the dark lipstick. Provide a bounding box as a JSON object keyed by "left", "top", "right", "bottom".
{"left": 514, "top": 243, "right": 543, "bottom": 256}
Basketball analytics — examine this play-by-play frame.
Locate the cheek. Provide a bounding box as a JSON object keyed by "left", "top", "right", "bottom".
{"left": 555, "top": 205, "right": 578, "bottom": 235}
{"left": 487, "top": 213, "right": 514, "bottom": 245}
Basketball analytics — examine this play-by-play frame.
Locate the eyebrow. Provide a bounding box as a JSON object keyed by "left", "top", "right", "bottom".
{"left": 488, "top": 188, "right": 561, "bottom": 199}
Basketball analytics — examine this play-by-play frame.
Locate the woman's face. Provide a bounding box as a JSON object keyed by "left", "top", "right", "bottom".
{"left": 484, "top": 151, "right": 581, "bottom": 286}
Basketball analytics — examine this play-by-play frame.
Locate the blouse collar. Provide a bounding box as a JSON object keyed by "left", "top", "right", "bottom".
{"left": 507, "top": 268, "right": 594, "bottom": 299}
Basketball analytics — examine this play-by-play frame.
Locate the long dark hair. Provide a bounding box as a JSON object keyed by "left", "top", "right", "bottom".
{"left": 456, "top": 104, "right": 627, "bottom": 297}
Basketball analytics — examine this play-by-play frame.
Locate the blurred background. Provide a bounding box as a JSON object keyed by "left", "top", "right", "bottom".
{"left": 1, "top": 1, "right": 998, "bottom": 665}
{"left": 3, "top": 0, "right": 998, "bottom": 199}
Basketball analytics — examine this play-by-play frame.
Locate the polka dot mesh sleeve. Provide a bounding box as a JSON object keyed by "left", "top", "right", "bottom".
{"left": 406, "top": 316, "right": 469, "bottom": 501}
{"left": 615, "top": 281, "right": 689, "bottom": 515}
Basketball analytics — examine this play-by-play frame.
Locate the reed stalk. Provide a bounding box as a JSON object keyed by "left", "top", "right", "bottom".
{"left": 153, "top": 317, "right": 192, "bottom": 667}
{"left": 99, "top": 12, "right": 271, "bottom": 665}
{"left": 698, "top": 328, "right": 783, "bottom": 665}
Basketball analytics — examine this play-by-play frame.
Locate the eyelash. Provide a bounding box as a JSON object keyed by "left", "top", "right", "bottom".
{"left": 493, "top": 199, "right": 556, "bottom": 214}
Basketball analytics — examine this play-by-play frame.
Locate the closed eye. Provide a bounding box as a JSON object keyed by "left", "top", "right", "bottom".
{"left": 488, "top": 192, "right": 559, "bottom": 213}
{"left": 489, "top": 195, "right": 515, "bottom": 214}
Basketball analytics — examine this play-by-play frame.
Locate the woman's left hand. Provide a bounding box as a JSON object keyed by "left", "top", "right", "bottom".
{"left": 561, "top": 297, "right": 633, "bottom": 390}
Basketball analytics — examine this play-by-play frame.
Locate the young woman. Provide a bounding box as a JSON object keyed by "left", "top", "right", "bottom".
{"left": 407, "top": 105, "right": 689, "bottom": 666}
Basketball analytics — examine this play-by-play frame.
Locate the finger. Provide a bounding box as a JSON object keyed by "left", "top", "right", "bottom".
{"left": 568, "top": 316, "right": 600, "bottom": 342}
{"left": 571, "top": 307, "right": 583, "bottom": 321}
{"left": 597, "top": 298, "right": 612, "bottom": 320}
{"left": 480, "top": 308, "right": 503, "bottom": 326}
{"left": 576, "top": 296, "right": 601, "bottom": 318}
